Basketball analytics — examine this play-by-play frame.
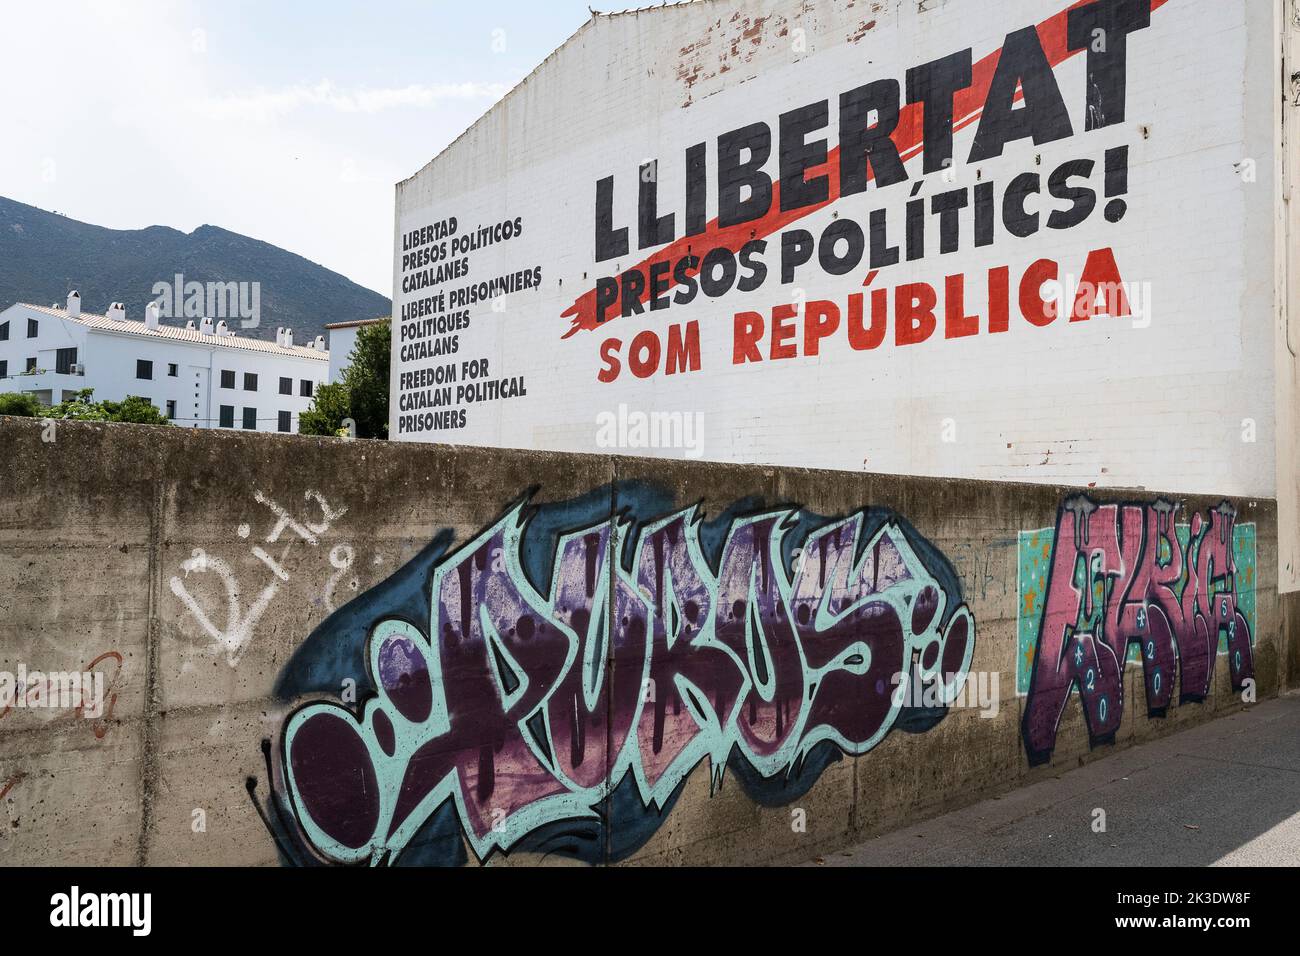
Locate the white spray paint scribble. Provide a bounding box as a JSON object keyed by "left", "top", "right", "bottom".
{"left": 170, "top": 490, "right": 348, "bottom": 666}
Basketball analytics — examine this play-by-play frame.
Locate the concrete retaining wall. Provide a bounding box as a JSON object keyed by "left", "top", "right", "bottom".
{"left": 0, "top": 417, "right": 1294, "bottom": 866}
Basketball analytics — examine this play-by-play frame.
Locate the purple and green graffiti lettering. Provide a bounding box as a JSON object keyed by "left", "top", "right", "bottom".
{"left": 262, "top": 490, "right": 975, "bottom": 865}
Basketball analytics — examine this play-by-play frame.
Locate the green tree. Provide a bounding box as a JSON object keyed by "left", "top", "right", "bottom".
{"left": 299, "top": 318, "right": 390, "bottom": 438}
{"left": 0, "top": 392, "right": 44, "bottom": 417}
{"left": 345, "top": 319, "right": 390, "bottom": 438}
{"left": 298, "top": 381, "right": 353, "bottom": 437}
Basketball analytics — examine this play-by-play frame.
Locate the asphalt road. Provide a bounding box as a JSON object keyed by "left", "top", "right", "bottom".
{"left": 814, "top": 693, "right": 1300, "bottom": 866}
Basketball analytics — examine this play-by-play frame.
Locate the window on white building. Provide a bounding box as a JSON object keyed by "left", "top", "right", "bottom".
{"left": 25, "top": 357, "right": 36, "bottom": 372}
{"left": 220, "top": 369, "right": 235, "bottom": 389}
{"left": 56, "top": 348, "right": 77, "bottom": 374}
{"left": 26, "top": 318, "right": 38, "bottom": 338}
{"left": 300, "top": 379, "right": 313, "bottom": 397}
{"left": 279, "top": 376, "right": 292, "bottom": 395}
{"left": 166, "top": 400, "right": 177, "bottom": 419}
{"left": 0, "top": 321, "right": 8, "bottom": 341}
{"left": 168, "top": 363, "right": 178, "bottom": 377}
{"left": 219, "top": 405, "right": 234, "bottom": 428}
{"left": 136, "top": 359, "right": 153, "bottom": 380}
{"left": 0, "top": 360, "right": 7, "bottom": 377}
{"left": 278, "top": 410, "right": 291, "bottom": 433}
{"left": 242, "top": 407, "right": 257, "bottom": 429}
{"left": 244, "top": 372, "right": 258, "bottom": 391}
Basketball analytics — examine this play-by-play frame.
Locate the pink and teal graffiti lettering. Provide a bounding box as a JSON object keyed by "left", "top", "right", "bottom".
{"left": 1021, "top": 497, "right": 1254, "bottom": 766}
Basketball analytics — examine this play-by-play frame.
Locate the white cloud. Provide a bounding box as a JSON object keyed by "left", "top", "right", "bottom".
{"left": 193, "top": 79, "right": 512, "bottom": 122}
{"left": 0, "top": 0, "right": 532, "bottom": 295}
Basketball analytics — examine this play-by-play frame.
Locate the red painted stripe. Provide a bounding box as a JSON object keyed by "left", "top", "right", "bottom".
{"left": 559, "top": 0, "right": 1171, "bottom": 339}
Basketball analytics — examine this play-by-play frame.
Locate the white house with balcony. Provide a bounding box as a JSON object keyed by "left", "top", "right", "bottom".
{"left": 0, "top": 292, "right": 329, "bottom": 432}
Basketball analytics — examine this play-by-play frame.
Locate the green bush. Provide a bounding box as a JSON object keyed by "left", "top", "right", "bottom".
{"left": 45, "top": 388, "right": 107, "bottom": 421}
{"left": 45, "top": 388, "right": 170, "bottom": 425}
{"left": 0, "top": 392, "right": 44, "bottom": 417}
{"left": 102, "top": 395, "right": 172, "bottom": 425}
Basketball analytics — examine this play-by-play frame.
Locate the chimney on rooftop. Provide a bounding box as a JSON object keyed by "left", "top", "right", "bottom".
{"left": 215, "top": 319, "right": 229, "bottom": 336}
{"left": 106, "top": 302, "right": 126, "bottom": 322}
{"left": 283, "top": 328, "right": 294, "bottom": 348}
{"left": 66, "top": 290, "right": 81, "bottom": 318}
{"left": 313, "top": 335, "right": 325, "bottom": 351}
{"left": 185, "top": 320, "right": 195, "bottom": 330}
{"left": 145, "top": 302, "right": 160, "bottom": 329}
{"left": 200, "top": 317, "right": 214, "bottom": 335}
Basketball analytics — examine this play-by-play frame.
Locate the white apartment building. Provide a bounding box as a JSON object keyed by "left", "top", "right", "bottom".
{"left": 0, "top": 292, "right": 329, "bottom": 432}
{"left": 325, "top": 317, "right": 384, "bottom": 384}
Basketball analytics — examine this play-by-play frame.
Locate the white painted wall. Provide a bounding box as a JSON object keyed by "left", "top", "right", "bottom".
{"left": 0, "top": 304, "right": 91, "bottom": 406}
{"left": 328, "top": 326, "right": 360, "bottom": 384}
{"left": 0, "top": 304, "right": 329, "bottom": 432}
{"left": 391, "top": 0, "right": 1280, "bottom": 508}
{"left": 1276, "top": 0, "right": 1300, "bottom": 591}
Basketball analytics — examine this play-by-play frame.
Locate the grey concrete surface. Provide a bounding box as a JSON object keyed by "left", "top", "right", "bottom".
{"left": 1, "top": 416, "right": 1296, "bottom": 866}
{"left": 813, "top": 693, "right": 1300, "bottom": 866}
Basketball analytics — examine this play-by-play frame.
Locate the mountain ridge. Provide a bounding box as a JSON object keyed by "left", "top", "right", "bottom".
{"left": 0, "top": 196, "right": 390, "bottom": 343}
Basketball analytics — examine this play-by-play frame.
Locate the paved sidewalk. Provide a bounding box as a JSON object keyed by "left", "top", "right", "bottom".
{"left": 814, "top": 694, "right": 1300, "bottom": 866}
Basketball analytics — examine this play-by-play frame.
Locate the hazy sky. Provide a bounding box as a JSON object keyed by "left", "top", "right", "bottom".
{"left": 0, "top": 0, "right": 600, "bottom": 296}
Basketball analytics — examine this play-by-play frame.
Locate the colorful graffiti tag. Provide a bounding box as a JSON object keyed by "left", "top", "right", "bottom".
{"left": 257, "top": 488, "right": 974, "bottom": 865}
{"left": 1019, "top": 496, "right": 1256, "bottom": 766}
